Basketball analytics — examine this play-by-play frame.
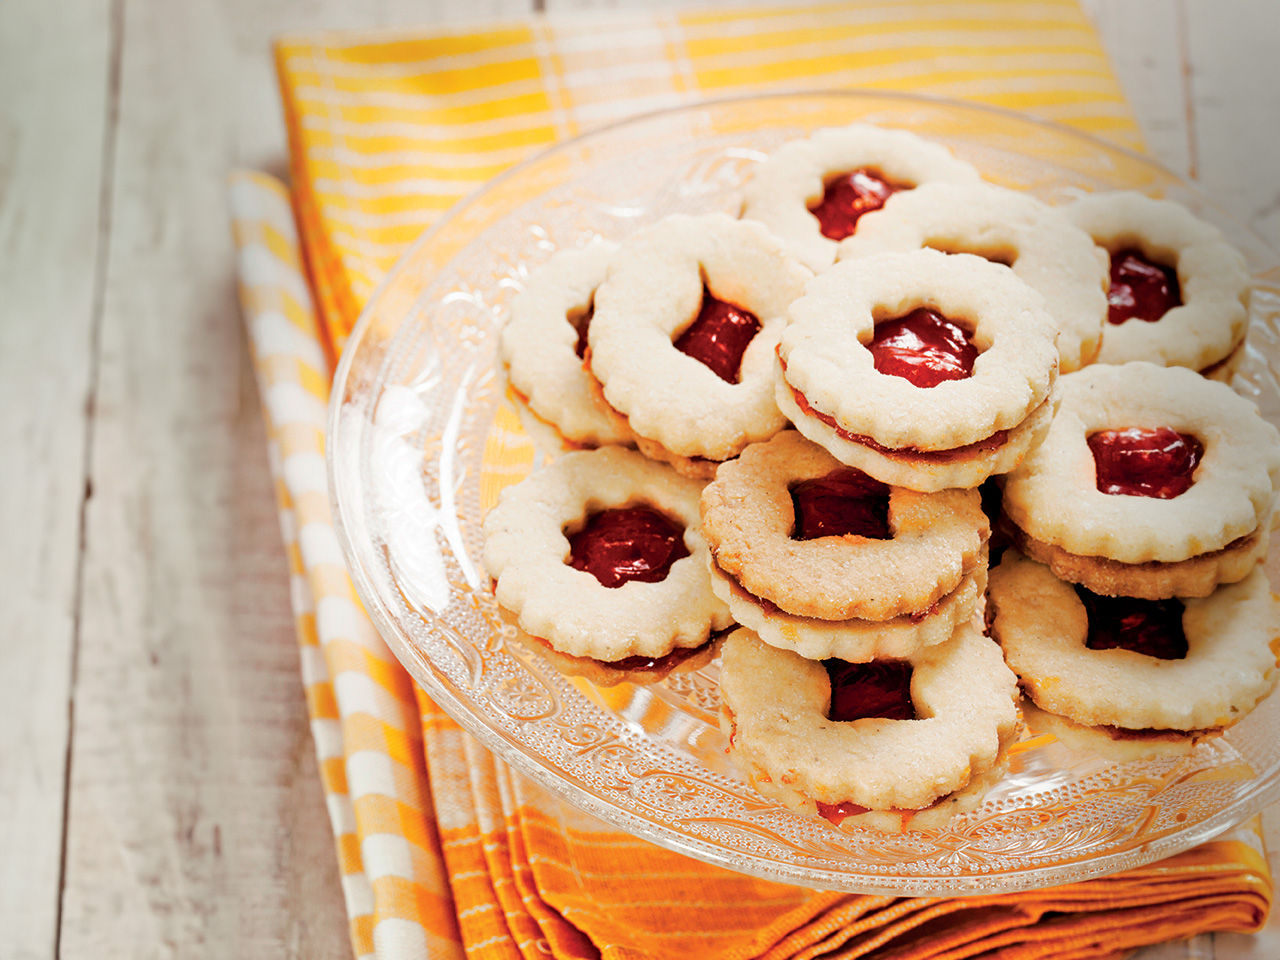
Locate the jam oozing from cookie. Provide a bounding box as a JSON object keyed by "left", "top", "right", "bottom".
{"left": 1107, "top": 249, "right": 1181, "bottom": 325}
{"left": 790, "top": 469, "right": 892, "bottom": 541}
{"left": 1088, "top": 427, "right": 1203, "bottom": 498}
{"left": 567, "top": 507, "right": 690, "bottom": 588}
{"left": 815, "top": 799, "right": 871, "bottom": 826}
{"left": 785, "top": 381, "right": 1011, "bottom": 460}
{"left": 869, "top": 308, "right": 978, "bottom": 388}
{"left": 809, "top": 169, "right": 900, "bottom": 240}
{"left": 824, "top": 660, "right": 917, "bottom": 722}
{"left": 569, "top": 303, "right": 593, "bottom": 359}
{"left": 673, "top": 287, "right": 761, "bottom": 384}
{"left": 1075, "top": 585, "right": 1188, "bottom": 660}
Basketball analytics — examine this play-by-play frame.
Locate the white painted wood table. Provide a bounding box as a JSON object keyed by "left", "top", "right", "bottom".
{"left": 2, "top": 1, "right": 1278, "bottom": 957}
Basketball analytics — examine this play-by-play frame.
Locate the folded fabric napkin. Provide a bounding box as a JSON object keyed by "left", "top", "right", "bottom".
{"left": 231, "top": 3, "right": 1274, "bottom": 958}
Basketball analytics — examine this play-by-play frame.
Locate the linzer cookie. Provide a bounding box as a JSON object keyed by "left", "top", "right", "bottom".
{"left": 500, "top": 240, "right": 630, "bottom": 446}
{"left": 988, "top": 551, "right": 1280, "bottom": 736}
{"left": 718, "top": 625, "right": 1019, "bottom": 827}
{"left": 839, "top": 181, "right": 1108, "bottom": 372}
{"left": 587, "top": 213, "right": 810, "bottom": 477}
{"left": 482, "top": 446, "right": 731, "bottom": 662}
{"left": 740, "top": 123, "right": 980, "bottom": 272}
{"left": 1002, "top": 363, "right": 1280, "bottom": 598}
{"left": 776, "top": 248, "right": 1059, "bottom": 491}
{"left": 1064, "top": 191, "right": 1250, "bottom": 377}
{"left": 700, "top": 431, "right": 989, "bottom": 659}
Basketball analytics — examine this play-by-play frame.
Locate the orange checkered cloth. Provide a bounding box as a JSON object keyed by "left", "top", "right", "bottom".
{"left": 229, "top": 3, "right": 1274, "bottom": 959}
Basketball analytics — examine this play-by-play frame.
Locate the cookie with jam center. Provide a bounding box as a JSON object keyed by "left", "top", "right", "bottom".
{"left": 700, "top": 430, "right": 989, "bottom": 633}
{"left": 1064, "top": 191, "right": 1250, "bottom": 376}
{"left": 777, "top": 248, "right": 1060, "bottom": 492}
{"left": 1002, "top": 362, "right": 1280, "bottom": 598}
{"left": 483, "top": 446, "right": 731, "bottom": 662}
{"left": 718, "top": 625, "right": 1020, "bottom": 817}
{"left": 988, "top": 551, "right": 1280, "bottom": 733}
{"left": 587, "top": 213, "right": 811, "bottom": 475}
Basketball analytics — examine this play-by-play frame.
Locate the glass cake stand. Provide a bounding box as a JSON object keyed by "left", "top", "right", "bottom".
{"left": 328, "top": 91, "right": 1280, "bottom": 895}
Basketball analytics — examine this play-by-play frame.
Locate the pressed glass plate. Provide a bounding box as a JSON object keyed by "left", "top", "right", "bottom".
{"left": 329, "top": 91, "right": 1280, "bottom": 895}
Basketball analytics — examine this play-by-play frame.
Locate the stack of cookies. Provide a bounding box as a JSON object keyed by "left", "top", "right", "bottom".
{"left": 988, "top": 362, "right": 1280, "bottom": 758}
{"left": 483, "top": 121, "right": 1280, "bottom": 830}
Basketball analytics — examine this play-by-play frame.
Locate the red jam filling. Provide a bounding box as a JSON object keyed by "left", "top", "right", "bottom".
{"left": 790, "top": 469, "right": 892, "bottom": 541}
{"left": 604, "top": 643, "right": 705, "bottom": 673}
{"left": 1088, "top": 427, "right": 1203, "bottom": 499}
{"left": 571, "top": 304, "right": 593, "bottom": 359}
{"left": 568, "top": 507, "right": 689, "bottom": 588}
{"left": 869, "top": 308, "right": 978, "bottom": 388}
{"left": 809, "top": 169, "right": 901, "bottom": 240}
{"left": 1075, "top": 585, "right": 1188, "bottom": 660}
{"left": 674, "top": 288, "right": 761, "bottom": 384}
{"left": 825, "top": 660, "right": 917, "bottom": 722}
{"left": 815, "top": 799, "right": 871, "bottom": 826}
{"left": 1107, "top": 248, "right": 1181, "bottom": 325}
{"left": 785, "top": 381, "right": 1010, "bottom": 461}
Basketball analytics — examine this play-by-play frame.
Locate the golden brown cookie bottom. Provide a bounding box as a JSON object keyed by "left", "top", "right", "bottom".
{"left": 1008, "top": 519, "right": 1266, "bottom": 599}
{"left": 709, "top": 556, "right": 986, "bottom": 662}
{"left": 1021, "top": 700, "right": 1218, "bottom": 762}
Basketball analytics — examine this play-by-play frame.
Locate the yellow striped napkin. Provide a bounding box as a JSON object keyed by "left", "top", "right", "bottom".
{"left": 229, "top": 3, "right": 1276, "bottom": 957}
{"left": 275, "top": 0, "right": 1139, "bottom": 350}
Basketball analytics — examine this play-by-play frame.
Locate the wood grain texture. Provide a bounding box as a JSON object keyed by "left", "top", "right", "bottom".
{"left": 56, "top": 0, "right": 532, "bottom": 957}
{"left": 9, "top": 0, "right": 1277, "bottom": 957}
{"left": 1183, "top": 0, "right": 1280, "bottom": 249}
{"left": 0, "top": 1, "right": 111, "bottom": 957}
{"left": 1084, "top": 0, "right": 1194, "bottom": 177}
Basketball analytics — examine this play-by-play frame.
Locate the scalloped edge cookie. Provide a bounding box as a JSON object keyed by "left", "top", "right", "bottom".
{"left": 987, "top": 551, "right": 1280, "bottom": 731}
{"left": 482, "top": 446, "right": 731, "bottom": 661}
{"left": 718, "top": 624, "right": 1019, "bottom": 811}
{"left": 779, "top": 249, "right": 1059, "bottom": 451}
{"left": 710, "top": 557, "right": 986, "bottom": 662}
{"left": 838, "top": 181, "right": 1107, "bottom": 373}
{"left": 700, "top": 431, "right": 989, "bottom": 620}
{"left": 778, "top": 378, "right": 1057, "bottom": 493}
{"left": 1064, "top": 190, "right": 1250, "bottom": 371}
{"left": 501, "top": 240, "right": 631, "bottom": 445}
{"left": 1001, "top": 363, "right": 1280, "bottom": 583}
{"left": 740, "top": 123, "right": 981, "bottom": 272}
{"left": 588, "top": 213, "right": 811, "bottom": 462}
{"left": 1020, "top": 700, "right": 1206, "bottom": 762}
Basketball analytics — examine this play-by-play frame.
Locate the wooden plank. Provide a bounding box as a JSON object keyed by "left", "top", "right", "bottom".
{"left": 1084, "top": 0, "right": 1193, "bottom": 176}
{"left": 1184, "top": 0, "right": 1280, "bottom": 249}
{"left": 57, "top": 0, "right": 530, "bottom": 957}
{"left": 1183, "top": 7, "right": 1280, "bottom": 956}
{"left": 0, "top": 1, "right": 111, "bottom": 957}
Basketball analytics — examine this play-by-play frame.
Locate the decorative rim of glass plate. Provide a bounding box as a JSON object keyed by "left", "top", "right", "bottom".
{"left": 328, "top": 90, "right": 1280, "bottom": 895}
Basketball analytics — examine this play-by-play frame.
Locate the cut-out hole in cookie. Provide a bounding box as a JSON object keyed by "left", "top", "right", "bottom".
{"left": 922, "top": 238, "right": 1018, "bottom": 268}
{"left": 567, "top": 300, "right": 594, "bottom": 359}
{"left": 1107, "top": 248, "right": 1181, "bottom": 325}
{"left": 808, "top": 168, "right": 903, "bottom": 240}
{"left": 1075, "top": 585, "right": 1188, "bottom": 660}
{"left": 868, "top": 308, "right": 978, "bottom": 388}
{"left": 1087, "top": 426, "right": 1203, "bottom": 499}
{"left": 824, "top": 659, "right": 917, "bottom": 722}
{"left": 567, "top": 506, "right": 690, "bottom": 588}
{"left": 789, "top": 468, "right": 892, "bottom": 541}
{"left": 673, "top": 285, "right": 761, "bottom": 384}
